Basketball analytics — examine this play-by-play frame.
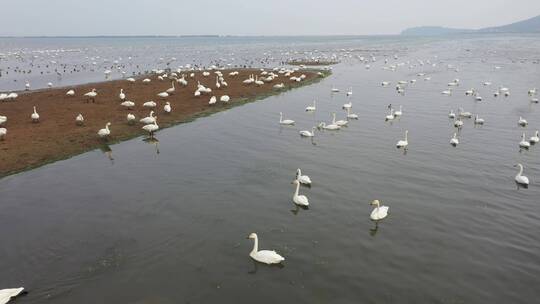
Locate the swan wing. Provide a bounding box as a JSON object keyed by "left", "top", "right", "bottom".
{"left": 253, "top": 250, "right": 285, "bottom": 264}
{"left": 0, "top": 287, "right": 24, "bottom": 304}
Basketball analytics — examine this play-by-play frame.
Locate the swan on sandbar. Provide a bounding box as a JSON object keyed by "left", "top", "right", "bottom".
{"left": 164, "top": 102, "right": 171, "bottom": 113}
{"left": 84, "top": 88, "right": 97, "bottom": 103}
{"left": 370, "top": 200, "right": 389, "bottom": 221}
{"left": 75, "top": 113, "right": 84, "bottom": 126}
{"left": 143, "top": 100, "right": 157, "bottom": 108}
{"left": 140, "top": 111, "right": 155, "bottom": 124}
{"left": 514, "top": 163, "right": 529, "bottom": 186}
{"left": 66, "top": 89, "right": 75, "bottom": 96}
{"left": 247, "top": 233, "right": 285, "bottom": 265}
{"left": 127, "top": 113, "right": 136, "bottom": 124}
{"left": 220, "top": 95, "right": 230, "bottom": 103}
{"left": 121, "top": 100, "right": 135, "bottom": 109}
{"left": 279, "top": 112, "right": 295, "bottom": 125}
{"left": 292, "top": 180, "right": 309, "bottom": 206}
{"left": 119, "top": 89, "right": 125, "bottom": 101}
{"left": 0, "top": 128, "right": 6, "bottom": 141}
{"left": 97, "top": 122, "right": 111, "bottom": 138}
{"left": 296, "top": 168, "right": 312, "bottom": 185}
{"left": 31, "top": 106, "right": 40, "bottom": 123}
{"left": 0, "top": 115, "right": 6, "bottom": 126}
{"left": 142, "top": 119, "right": 159, "bottom": 138}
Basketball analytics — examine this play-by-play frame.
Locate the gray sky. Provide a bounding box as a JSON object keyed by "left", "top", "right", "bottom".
{"left": 2, "top": 0, "right": 539, "bottom": 36}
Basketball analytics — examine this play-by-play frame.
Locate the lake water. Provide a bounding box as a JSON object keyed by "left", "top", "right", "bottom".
{"left": 1, "top": 35, "right": 540, "bottom": 303}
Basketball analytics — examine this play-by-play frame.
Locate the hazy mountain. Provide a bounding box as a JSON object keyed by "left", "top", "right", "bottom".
{"left": 401, "top": 15, "right": 540, "bottom": 35}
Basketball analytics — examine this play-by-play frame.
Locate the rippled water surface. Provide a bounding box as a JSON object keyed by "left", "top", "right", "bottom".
{"left": 1, "top": 35, "right": 540, "bottom": 303}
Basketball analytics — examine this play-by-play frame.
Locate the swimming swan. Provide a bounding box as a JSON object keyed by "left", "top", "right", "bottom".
{"left": 292, "top": 180, "right": 309, "bottom": 206}
{"left": 370, "top": 200, "right": 389, "bottom": 221}
{"left": 296, "top": 168, "right": 312, "bottom": 185}
{"left": 279, "top": 112, "right": 295, "bottom": 125}
{"left": 514, "top": 163, "right": 529, "bottom": 186}
{"left": 247, "top": 233, "right": 285, "bottom": 265}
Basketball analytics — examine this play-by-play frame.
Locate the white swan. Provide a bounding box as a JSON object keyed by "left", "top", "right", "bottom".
{"left": 97, "top": 122, "right": 111, "bottom": 138}
{"left": 299, "top": 127, "right": 316, "bottom": 137}
{"left": 305, "top": 100, "right": 316, "bottom": 112}
{"left": 396, "top": 130, "right": 409, "bottom": 149}
{"left": 0, "top": 128, "right": 6, "bottom": 140}
{"left": 514, "top": 164, "right": 529, "bottom": 186}
{"left": 209, "top": 96, "right": 217, "bottom": 105}
{"left": 140, "top": 111, "right": 156, "bottom": 124}
{"left": 519, "top": 133, "right": 530, "bottom": 149}
{"left": 142, "top": 78, "right": 151, "bottom": 84}
{"left": 448, "top": 110, "right": 456, "bottom": 119}
{"left": 75, "top": 113, "right": 84, "bottom": 126}
{"left": 66, "top": 89, "right": 75, "bottom": 96}
{"left": 119, "top": 89, "right": 126, "bottom": 101}
{"left": 385, "top": 109, "right": 395, "bottom": 121}
{"left": 370, "top": 200, "right": 389, "bottom": 221}
{"left": 454, "top": 118, "right": 463, "bottom": 128}
{"left": 319, "top": 122, "right": 340, "bottom": 130}
{"left": 220, "top": 95, "right": 230, "bottom": 102}
{"left": 450, "top": 133, "right": 459, "bottom": 146}
{"left": 518, "top": 116, "right": 528, "bottom": 127}
{"left": 346, "top": 87, "right": 353, "bottom": 96}
{"left": 143, "top": 101, "right": 157, "bottom": 108}
{"left": 164, "top": 102, "right": 171, "bottom": 113}
{"left": 296, "top": 168, "right": 312, "bottom": 185}
{"left": 127, "top": 113, "right": 136, "bottom": 124}
{"left": 142, "top": 119, "right": 159, "bottom": 137}
{"left": 292, "top": 180, "right": 309, "bottom": 206}
{"left": 120, "top": 100, "right": 135, "bottom": 109}
{"left": 0, "top": 115, "right": 6, "bottom": 126}
{"left": 84, "top": 88, "right": 97, "bottom": 102}
{"left": 530, "top": 131, "right": 540, "bottom": 144}
{"left": 157, "top": 92, "right": 169, "bottom": 99}
{"left": 332, "top": 113, "right": 348, "bottom": 126}
{"left": 166, "top": 81, "right": 176, "bottom": 94}
{"left": 394, "top": 105, "right": 403, "bottom": 116}
{"left": 474, "top": 115, "right": 485, "bottom": 125}
{"left": 31, "top": 106, "right": 40, "bottom": 122}
{"left": 458, "top": 108, "right": 472, "bottom": 118}
{"left": 279, "top": 112, "right": 295, "bottom": 125}
{"left": 342, "top": 101, "right": 352, "bottom": 110}
{"left": 346, "top": 108, "right": 358, "bottom": 119}
{"left": 0, "top": 287, "right": 24, "bottom": 304}
{"left": 331, "top": 86, "right": 339, "bottom": 92}
{"left": 247, "top": 233, "right": 285, "bottom": 265}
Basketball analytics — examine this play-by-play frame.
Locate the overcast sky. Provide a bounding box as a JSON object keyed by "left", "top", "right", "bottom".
{"left": 2, "top": 0, "right": 539, "bottom": 36}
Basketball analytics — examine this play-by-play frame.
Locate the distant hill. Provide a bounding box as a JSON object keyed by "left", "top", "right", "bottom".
{"left": 401, "top": 14, "right": 540, "bottom": 35}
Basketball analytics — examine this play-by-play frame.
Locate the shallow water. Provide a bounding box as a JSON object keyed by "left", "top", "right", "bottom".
{"left": 1, "top": 35, "right": 540, "bottom": 303}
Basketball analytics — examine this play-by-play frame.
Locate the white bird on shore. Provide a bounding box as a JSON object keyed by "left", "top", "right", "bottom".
{"left": 143, "top": 100, "right": 157, "bottom": 108}
{"left": 519, "top": 133, "right": 530, "bottom": 149}
{"left": 126, "top": 77, "right": 136, "bottom": 83}
{"left": 305, "top": 100, "right": 316, "bottom": 112}
{"left": 142, "top": 78, "right": 151, "bottom": 84}
{"left": 530, "top": 131, "right": 540, "bottom": 144}
{"left": 157, "top": 92, "right": 169, "bottom": 99}
{"left": 518, "top": 116, "right": 528, "bottom": 127}
{"left": 0, "top": 287, "right": 25, "bottom": 304}
{"left": 0, "top": 115, "right": 6, "bottom": 126}
{"left": 127, "top": 113, "right": 136, "bottom": 124}
{"left": 396, "top": 130, "right": 409, "bottom": 149}
{"left": 140, "top": 111, "right": 156, "bottom": 124}
{"left": 296, "top": 168, "right": 312, "bottom": 185}
{"left": 209, "top": 96, "right": 217, "bottom": 105}
{"left": 0, "top": 128, "right": 6, "bottom": 140}
{"left": 450, "top": 133, "right": 459, "bottom": 146}
{"left": 220, "top": 95, "right": 230, "bottom": 103}
{"left": 120, "top": 100, "right": 135, "bottom": 109}
{"left": 299, "top": 126, "right": 316, "bottom": 137}
{"left": 75, "top": 113, "right": 84, "bottom": 126}
{"left": 84, "top": 89, "right": 97, "bottom": 102}
{"left": 292, "top": 180, "right": 309, "bottom": 206}
{"left": 279, "top": 112, "right": 295, "bottom": 125}
{"left": 370, "top": 199, "right": 389, "bottom": 221}
{"left": 164, "top": 102, "right": 171, "bottom": 113}
{"left": 166, "top": 81, "right": 176, "bottom": 95}
{"left": 31, "top": 106, "right": 40, "bottom": 122}
{"left": 97, "top": 122, "right": 111, "bottom": 138}
{"left": 215, "top": 76, "right": 221, "bottom": 89}
{"left": 25, "top": 81, "right": 30, "bottom": 90}
{"left": 142, "top": 119, "right": 159, "bottom": 137}
{"left": 119, "top": 89, "right": 126, "bottom": 101}
{"left": 247, "top": 233, "right": 285, "bottom": 265}
{"left": 66, "top": 89, "right": 75, "bottom": 96}
{"left": 514, "top": 163, "right": 529, "bottom": 186}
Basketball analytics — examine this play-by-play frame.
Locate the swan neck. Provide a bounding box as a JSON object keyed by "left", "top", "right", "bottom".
{"left": 518, "top": 165, "right": 523, "bottom": 176}
{"left": 251, "top": 236, "right": 258, "bottom": 254}
{"left": 294, "top": 182, "right": 300, "bottom": 196}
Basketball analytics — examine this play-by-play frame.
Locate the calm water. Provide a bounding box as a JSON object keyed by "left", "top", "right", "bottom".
{"left": 1, "top": 35, "right": 540, "bottom": 303}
